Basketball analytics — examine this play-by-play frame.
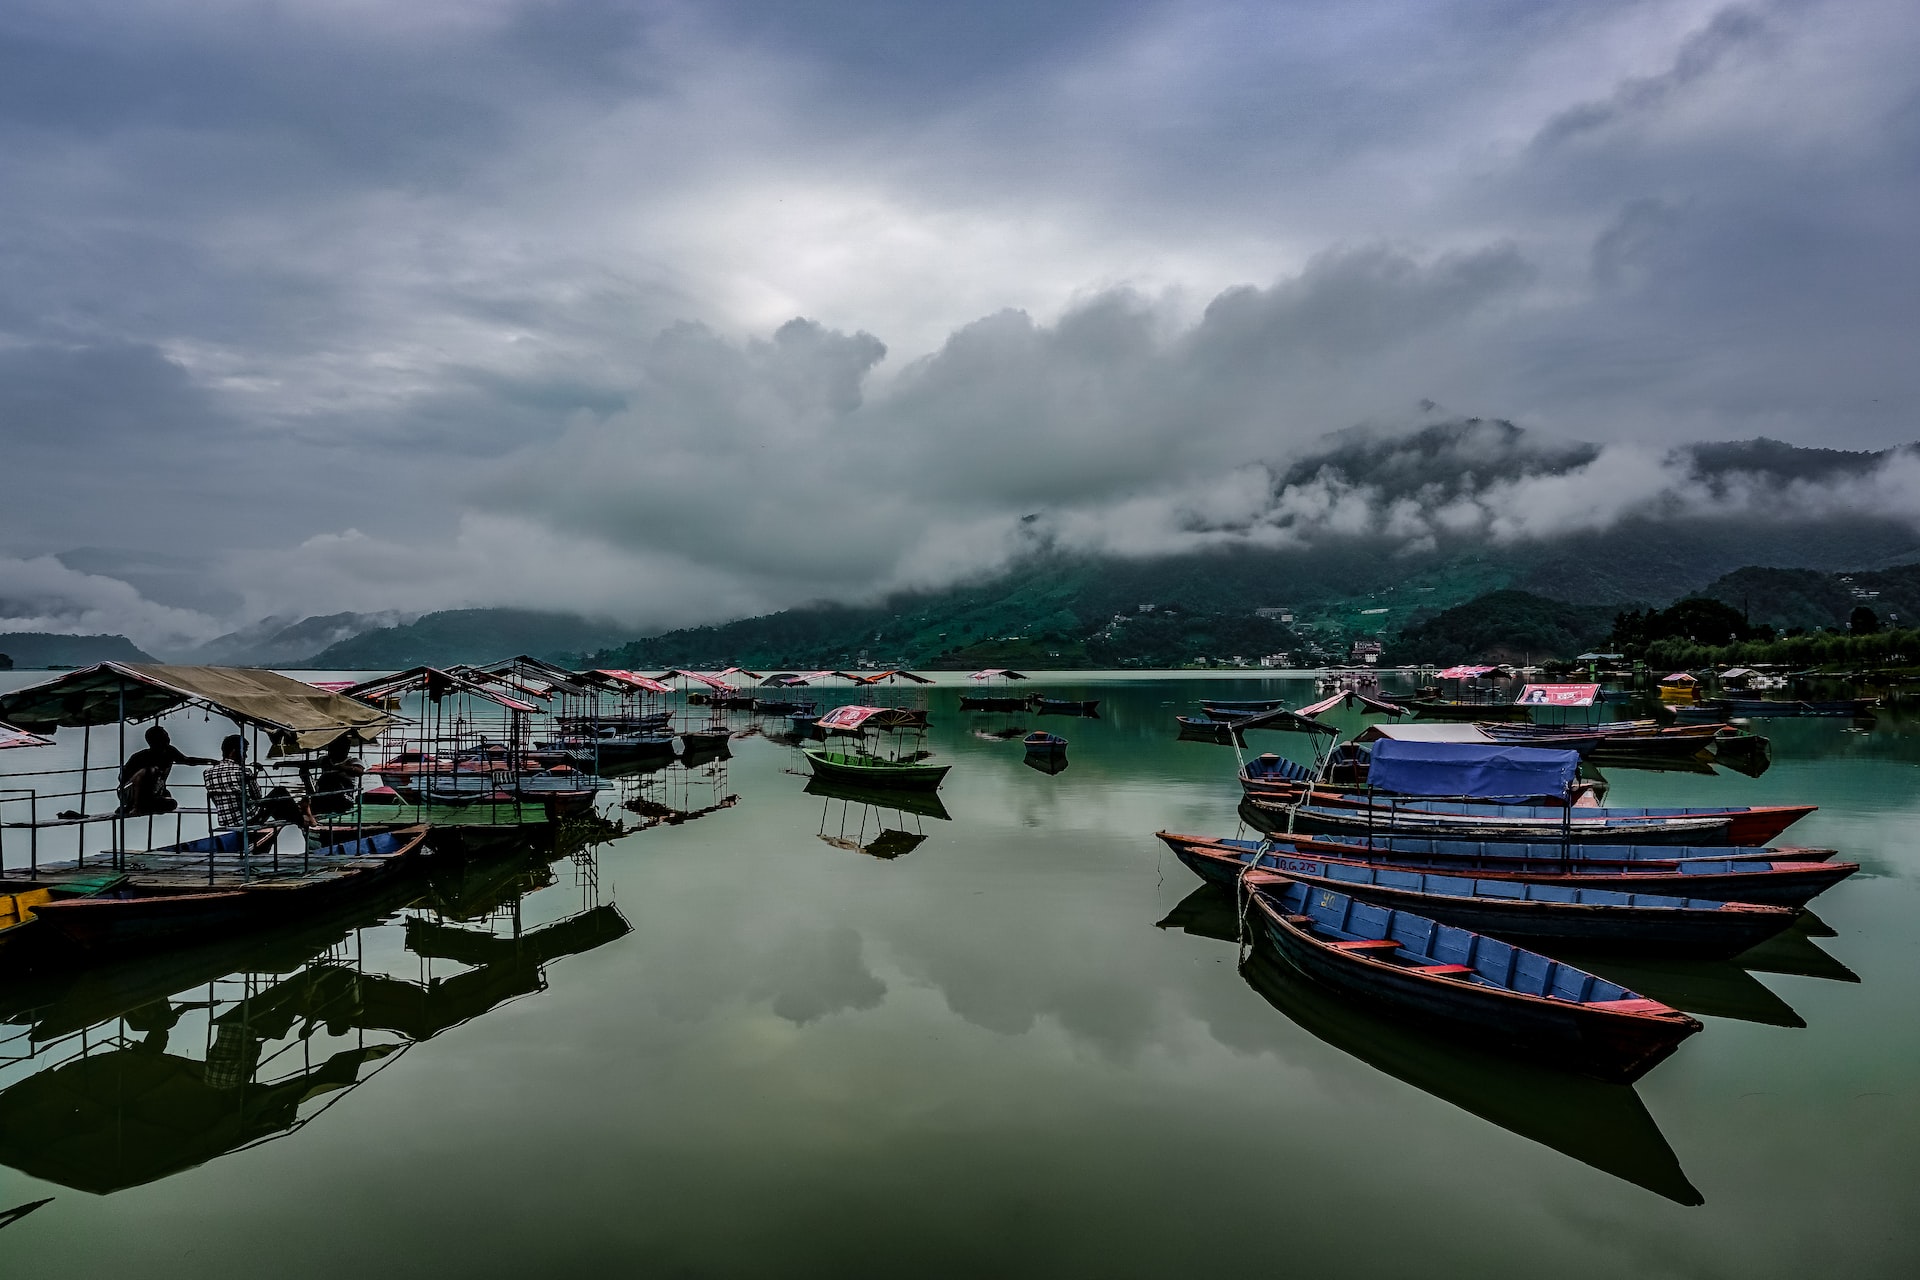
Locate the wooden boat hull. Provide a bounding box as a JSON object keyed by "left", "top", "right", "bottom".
{"left": 1409, "top": 700, "right": 1532, "bottom": 722}
{"left": 1160, "top": 835, "right": 1799, "bottom": 955}
{"left": 31, "top": 828, "right": 428, "bottom": 952}
{"left": 1246, "top": 881, "right": 1701, "bottom": 1083}
{"left": 1172, "top": 832, "right": 1856, "bottom": 908}
{"left": 1245, "top": 792, "right": 1813, "bottom": 846}
{"left": 959, "top": 696, "right": 1030, "bottom": 712}
{"left": 801, "top": 748, "right": 949, "bottom": 792}
{"left": 1034, "top": 699, "right": 1099, "bottom": 716}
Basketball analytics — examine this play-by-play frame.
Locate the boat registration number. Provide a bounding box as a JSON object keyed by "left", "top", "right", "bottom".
{"left": 1269, "top": 857, "right": 1326, "bottom": 876}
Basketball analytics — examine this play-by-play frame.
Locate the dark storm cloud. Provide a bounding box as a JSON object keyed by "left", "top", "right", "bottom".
{"left": 0, "top": 0, "right": 1916, "bottom": 645}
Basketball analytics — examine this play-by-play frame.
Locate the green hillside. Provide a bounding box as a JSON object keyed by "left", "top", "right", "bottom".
{"left": 302, "top": 609, "right": 629, "bottom": 670}
{"left": 0, "top": 632, "right": 154, "bottom": 669}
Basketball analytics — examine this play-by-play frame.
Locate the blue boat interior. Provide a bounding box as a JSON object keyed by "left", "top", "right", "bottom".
{"left": 1213, "top": 842, "right": 1738, "bottom": 910}
{"left": 1222, "top": 834, "right": 1773, "bottom": 866}
{"left": 1254, "top": 879, "right": 1643, "bottom": 1003}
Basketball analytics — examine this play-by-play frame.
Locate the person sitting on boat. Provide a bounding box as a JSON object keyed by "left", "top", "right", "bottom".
{"left": 204, "top": 735, "right": 308, "bottom": 829}
{"left": 307, "top": 736, "right": 365, "bottom": 816}
{"left": 115, "top": 726, "right": 214, "bottom": 817}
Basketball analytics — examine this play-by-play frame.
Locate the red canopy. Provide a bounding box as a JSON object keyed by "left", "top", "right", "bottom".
{"left": 1515, "top": 683, "right": 1599, "bottom": 707}
{"left": 969, "top": 669, "right": 1028, "bottom": 681}
{"left": 1, "top": 721, "right": 53, "bottom": 750}
{"left": 659, "top": 669, "right": 736, "bottom": 691}
{"left": 1435, "top": 665, "right": 1496, "bottom": 680}
{"left": 595, "top": 670, "right": 675, "bottom": 694}
{"left": 818, "top": 705, "right": 885, "bottom": 731}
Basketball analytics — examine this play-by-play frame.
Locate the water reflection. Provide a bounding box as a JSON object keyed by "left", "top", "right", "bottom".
{"left": 1157, "top": 885, "right": 1703, "bottom": 1205}
{"left": 805, "top": 776, "right": 949, "bottom": 859}
{"left": 0, "top": 824, "right": 629, "bottom": 1196}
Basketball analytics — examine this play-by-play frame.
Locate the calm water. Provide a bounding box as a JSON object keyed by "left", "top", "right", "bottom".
{"left": 1, "top": 673, "right": 1917, "bottom": 1277}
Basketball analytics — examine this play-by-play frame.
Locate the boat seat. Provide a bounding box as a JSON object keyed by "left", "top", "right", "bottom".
{"left": 1411, "top": 963, "right": 1472, "bottom": 976}
{"left": 1328, "top": 939, "right": 1401, "bottom": 953}
{"left": 1586, "top": 998, "right": 1671, "bottom": 1014}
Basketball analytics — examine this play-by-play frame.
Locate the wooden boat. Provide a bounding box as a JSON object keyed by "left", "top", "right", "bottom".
{"left": 1167, "top": 831, "right": 1857, "bottom": 908}
{"left": 679, "top": 727, "right": 733, "bottom": 754}
{"left": 1244, "top": 790, "right": 1814, "bottom": 846}
{"left": 803, "top": 775, "right": 952, "bottom": 821}
{"left": 1241, "top": 874, "right": 1702, "bottom": 1082}
{"left": 1716, "top": 697, "right": 1877, "bottom": 719}
{"left": 1176, "top": 715, "right": 1240, "bottom": 743}
{"left": 1022, "top": 731, "right": 1067, "bottom": 757}
{"left": 1, "top": 873, "right": 127, "bottom": 954}
{"left": 1199, "top": 698, "right": 1289, "bottom": 715}
{"left": 1409, "top": 699, "right": 1532, "bottom": 722}
{"left": 1033, "top": 697, "right": 1100, "bottom": 716}
{"left": 752, "top": 698, "right": 816, "bottom": 717}
{"left": 959, "top": 695, "right": 1031, "bottom": 712}
{"left": 1232, "top": 945, "right": 1704, "bottom": 1204}
{"left": 31, "top": 827, "right": 428, "bottom": 952}
{"left": 1240, "top": 753, "right": 1607, "bottom": 807}
{"left": 801, "top": 747, "right": 949, "bottom": 792}
{"left": 1158, "top": 833, "right": 1801, "bottom": 954}
{"left": 1234, "top": 803, "right": 1833, "bottom": 864}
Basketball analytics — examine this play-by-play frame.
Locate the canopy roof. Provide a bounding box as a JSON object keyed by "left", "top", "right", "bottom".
{"left": 1355, "top": 723, "right": 1496, "bottom": 744}
{"left": 969, "top": 669, "right": 1028, "bottom": 681}
{"left": 1, "top": 720, "right": 54, "bottom": 750}
{"left": 1720, "top": 667, "right": 1759, "bottom": 679}
{"left": 658, "top": 669, "right": 741, "bottom": 691}
{"left": 1435, "top": 665, "right": 1497, "bottom": 680}
{"left": 818, "top": 705, "right": 925, "bottom": 733}
{"left": 1515, "top": 683, "right": 1599, "bottom": 708}
{"left": 1296, "top": 690, "right": 1409, "bottom": 719}
{"left": 1368, "top": 739, "right": 1579, "bottom": 800}
{"left": 591, "top": 669, "right": 675, "bottom": 695}
{"left": 1232, "top": 707, "right": 1340, "bottom": 737}
{"left": 1574, "top": 652, "right": 1625, "bottom": 661}
{"left": 0, "top": 663, "right": 393, "bottom": 750}
{"left": 344, "top": 667, "right": 538, "bottom": 714}
{"left": 855, "top": 669, "right": 933, "bottom": 685}
{"left": 1661, "top": 672, "right": 1699, "bottom": 685}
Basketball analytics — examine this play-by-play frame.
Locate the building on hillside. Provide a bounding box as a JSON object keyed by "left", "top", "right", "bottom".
{"left": 1350, "top": 639, "right": 1383, "bottom": 665}
{"left": 1258, "top": 652, "right": 1293, "bottom": 668}
{"left": 1253, "top": 607, "right": 1293, "bottom": 622}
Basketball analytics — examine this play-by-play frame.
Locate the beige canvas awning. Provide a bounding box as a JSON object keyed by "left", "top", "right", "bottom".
{"left": 0, "top": 663, "right": 393, "bottom": 750}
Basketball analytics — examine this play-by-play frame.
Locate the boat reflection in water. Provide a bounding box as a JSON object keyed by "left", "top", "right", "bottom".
{"left": 1157, "top": 885, "right": 1703, "bottom": 1205}
{"left": 0, "top": 824, "right": 630, "bottom": 1196}
{"left": 806, "top": 776, "right": 950, "bottom": 860}
{"left": 622, "top": 750, "right": 739, "bottom": 830}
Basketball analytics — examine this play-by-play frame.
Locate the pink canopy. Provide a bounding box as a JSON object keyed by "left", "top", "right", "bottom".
{"left": 659, "top": 669, "right": 736, "bottom": 691}
{"left": 596, "top": 669, "right": 675, "bottom": 694}
{"left": 818, "top": 705, "right": 885, "bottom": 731}
{"left": 1435, "top": 665, "right": 1496, "bottom": 680}
{"left": 1, "top": 721, "right": 53, "bottom": 750}
{"left": 304, "top": 679, "right": 359, "bottom": 693}
{"left": 969, "top": 669, "right": 1028, "bottom": 681}
{"left": 1662, "top": 672, "right": 1699, "bottom": 684}
{"left": 1516, "top": 683, "right": 1600, "bottom": 707}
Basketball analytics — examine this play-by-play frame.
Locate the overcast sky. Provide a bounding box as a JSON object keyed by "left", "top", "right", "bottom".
{"left": 3, "top": 0, "right": 1918, "bottom": 647}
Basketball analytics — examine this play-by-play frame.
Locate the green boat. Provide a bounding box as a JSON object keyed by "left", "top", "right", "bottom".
{"left": 801, "top": 747, "right": 949, "bottom": 792}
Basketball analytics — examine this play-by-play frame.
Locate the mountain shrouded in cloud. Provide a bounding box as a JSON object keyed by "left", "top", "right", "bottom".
{"left": 1, "top": 1, "right": 1917, "bottom": 650}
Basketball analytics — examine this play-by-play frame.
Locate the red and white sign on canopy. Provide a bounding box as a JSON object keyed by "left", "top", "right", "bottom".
{"left": 1514, "top": 683, "right": 1600, "bottom": 707}
{"left": 818, "top": 705, "right": 885, "bottom": 732}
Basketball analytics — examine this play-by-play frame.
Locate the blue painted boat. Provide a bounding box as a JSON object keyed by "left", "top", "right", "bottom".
{"left": 1158, "top": 833, "right": 1801, "bottom": 954}
{"left": 1245, "top": 792, "right": 1813, "bottom": 845}
{"left": 1163, "top": 831, "right": 1857, "bottom": 908}
{"left": 1242, "top": 874, "right": 1702, "bottom": 1082}
{"left": 1023, "top": 731, "right": 1067, "bottom": 756}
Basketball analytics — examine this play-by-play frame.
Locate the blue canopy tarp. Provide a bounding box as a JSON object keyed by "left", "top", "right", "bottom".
{"left": 1368, "top": 738, "right": 1578, "bottom": 800}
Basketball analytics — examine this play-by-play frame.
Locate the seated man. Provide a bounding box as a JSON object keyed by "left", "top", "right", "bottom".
{"left": 203, "top": 734, "right": 308, "bottom": 829}
{"left": 116, "top": 726, "right": 214, "bottom": 817}
{"left": 307, "top": 737, "right": 365, "bottom": 816}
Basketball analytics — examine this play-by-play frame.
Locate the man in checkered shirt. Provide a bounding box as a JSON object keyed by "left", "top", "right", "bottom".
{"left": 203, "top": 735, "right": 306, "bottom": 829}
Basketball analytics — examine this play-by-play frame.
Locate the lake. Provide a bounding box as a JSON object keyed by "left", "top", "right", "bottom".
{"left": 1, "top": 672, "right": 1915, "bottom": 1277}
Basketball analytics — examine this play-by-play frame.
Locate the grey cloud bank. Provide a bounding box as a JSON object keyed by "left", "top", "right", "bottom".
{"left": 1, "top": 0, "right": 1917, "bottom": 648}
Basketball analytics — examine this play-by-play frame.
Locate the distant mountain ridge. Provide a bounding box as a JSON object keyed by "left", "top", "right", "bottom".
{"left": 300, "top": 609, "right": 631, "bottom": 670}
{"left": 0, "top": 632, "right": 154, "bottom": 668}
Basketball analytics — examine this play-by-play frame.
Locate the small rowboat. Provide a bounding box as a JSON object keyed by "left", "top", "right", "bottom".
{"left": 1234, "top": 807, "right": 1834, "bottom": 864}
{"left": 1022, "top": 731, "right": 1067, "bottom": 757}
{"left": 959, "top": 695, "right": 1032, "bottom": 712}
{"left": 679, "top": 727, "right": 733, "bottom": 753}
{"left": 1164, "top": 831, "right": 1857, "bottom": 908}
{"left": 1242, "top": 873, "right": 1702, "bottom": 1082}
{"left": 0, "top": 873, "right": 127, "bottom": 954}
{"left": 801, "top": 747, "right": 949, "bottom": 792}
{"left": 1245, "top": 791, "right": 1814, "bottom": 846}
{"left": 1158, "top": 833, "right": 1800, "bottom": 955}
{"left": 1199, "top": 698, "right": 1290, "bottom": 715}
